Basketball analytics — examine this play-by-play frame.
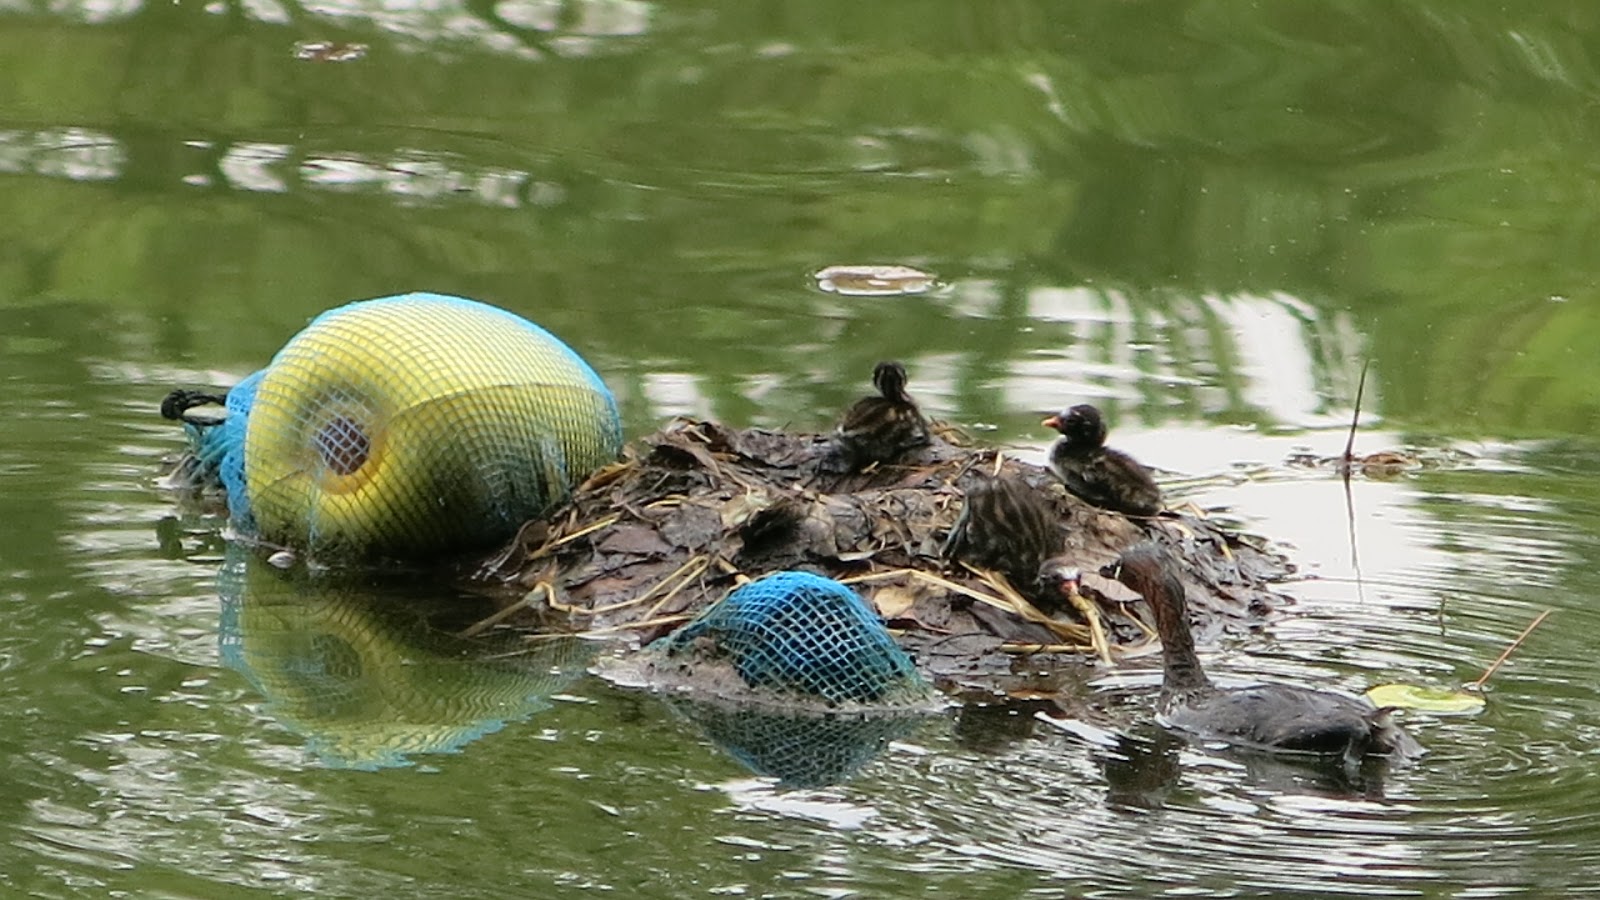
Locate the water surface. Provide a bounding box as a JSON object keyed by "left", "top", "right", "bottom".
{"left": 4, "top": 2, "right": 1600, "bottom": 897}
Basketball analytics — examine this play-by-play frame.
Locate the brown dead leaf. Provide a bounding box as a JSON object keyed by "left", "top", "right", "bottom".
{"left": 872, "top": 585, "right": 919, "bottom": 619}
{"left": 596, "top": 524, "right": 674, "bottom": 557}
{"left": 648, "top": 432, "right": 723, "bottom": 477}
{"left": 718, "top": 489, "right": 775, "bottom": 529}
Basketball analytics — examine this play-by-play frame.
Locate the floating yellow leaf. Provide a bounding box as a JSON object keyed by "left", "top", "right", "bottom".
{"left": 1366, "top": 683, "right": 1486, "bottom": 714}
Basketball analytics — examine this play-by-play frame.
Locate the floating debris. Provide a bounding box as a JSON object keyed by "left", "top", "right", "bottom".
{"left": 1286, "top": 447, "right": 1429, "bottom": 477}
{"left": 1365, "top": 608, "right": 1550, "bottom": 715}
{"left": 1365, "top": 683, "right": 1485, "bottom": 715}
{"left": 813, "top": 264, "right": 938, "bottom": 297}
{"left": 164, "top": 293, "right": 622, "bottom": 561}
{"left": 293, "top": 40, "right": 369, "bottom": 63}
{"left": 467, "top": 418, "right": 1294, "bottom": 690}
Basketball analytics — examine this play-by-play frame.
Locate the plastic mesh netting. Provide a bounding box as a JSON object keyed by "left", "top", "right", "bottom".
{"left": 675, "top": 701, "right": 928, "bottom": 787}
{"left": 659, "top": 571, "right": 931, "bottom": 706}
{"left": 208, "top": 293, "right": 621, "bottom": 558}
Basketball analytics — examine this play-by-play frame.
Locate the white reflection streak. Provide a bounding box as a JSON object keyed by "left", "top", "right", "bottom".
{"left": 641, "top": 372, "right": 711, "bottom": 420}
{"left": 239, "top": 0, "right": 290, "bottom": 24}
{"left": 1205, "top": 291, "right": 1328, "bottom": 426}
{"left": 573, "top": 0, "right": 648, "bottom": 36}
{"left": 385, "top": 155, "right": 466, "bottom": 199}
{"left": 298, "top": 152, "right": 530, "bottom": 205}
{"left": 983, "top": 287, "right": 1369, "bottom": 432}
{"left": 48, "top": 0, "right": 140, "bottom": 22}
{"left": 35, "top": 0, "right": 649, "bottom": 56}
{"left": 0, "top": 128, "right": 124, "bottom": 180}
{"left": 718, "top": 778, "right": 877, "bottom": 830}
{"left": 494, "top": 0, "right": 561, "bottom": 30}
{"left": 219, "top": 142, "right": 292, "bottom": 193}
{"left": 1009, "top": 286, "right": 1142, "bottom": 406}
{"left": 476, "top": 168, "right": 530, "bottom": 207}
{"left": 1025, "top": 285, "right": 1122, "bottom": 325}
{"left": 943, "top": 278, "right": 1002, "bottom": 319}
{"left": 296, "top": 0, "right": 542, "bottom": 58}
{"left": 5, "top": 129, "right": 540, "bottom": 210}
{"left": 301, "top": 156, "right": 384, "bottom": 191}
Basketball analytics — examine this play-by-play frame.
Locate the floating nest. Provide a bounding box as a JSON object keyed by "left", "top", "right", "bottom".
{"left": 466, "top": 418, "right": 1294, "bottom": 691}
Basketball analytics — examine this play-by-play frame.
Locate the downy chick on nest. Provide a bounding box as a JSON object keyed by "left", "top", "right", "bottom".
{"left": 822, "top": 360, "right": 931, "bottom": 474}
{"left": 1042, "top": 403, "right": 1161, "bottom": 517}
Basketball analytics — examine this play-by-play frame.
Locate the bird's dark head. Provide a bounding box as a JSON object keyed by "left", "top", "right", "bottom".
{"left": 1041, "top": 403, "right": 1107, "bottom": 448}
{"left": 1036, "top": 560, "right": 1083, "bottom": 602}
{"left": 872, "top": 361, "right": 910, "bottom": 402}
{"left": 1100, "top": 542, "right": 1179, "bottom": 606}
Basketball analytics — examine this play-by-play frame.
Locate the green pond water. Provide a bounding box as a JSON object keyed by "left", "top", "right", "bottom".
{"left": 5, "top": 1, "right": 1600, "bottom": 896}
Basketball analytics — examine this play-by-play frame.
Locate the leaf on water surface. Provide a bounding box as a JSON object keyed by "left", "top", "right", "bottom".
{"left": 1365, "top": 683, "right": 1487, "bottom": 714}
{"left": 813, "top": 265, "right": 938, "bottom": 297}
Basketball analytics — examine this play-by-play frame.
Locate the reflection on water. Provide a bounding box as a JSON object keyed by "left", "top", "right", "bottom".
{"left": 28, "top": 0, "right": 652, "bottom": 54}
{"left": 217, "top": 550, "right": 591, "bottom": 769}
{"left": 6, "top": 0, "right": 1600, "bottom": 895}
{"left": 1097, "top": 726, "right": 1403, "bottom": 806}
{"left": 12, "top": 313, "right": 1600, "bottom": 898}
{"left": 0, "top": 128, "right": 123, "bottom": 181}
{"left": 670, "top": 700, "right": 931, "bottom": 789}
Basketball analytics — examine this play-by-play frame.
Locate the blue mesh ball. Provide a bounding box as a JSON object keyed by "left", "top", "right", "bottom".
{"left": 663, "top": 571, "right": 927, "bottom": 705}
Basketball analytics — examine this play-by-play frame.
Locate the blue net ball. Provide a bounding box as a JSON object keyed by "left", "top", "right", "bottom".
{"left": 664, "top": 571, "right": 926, "bottom": 705}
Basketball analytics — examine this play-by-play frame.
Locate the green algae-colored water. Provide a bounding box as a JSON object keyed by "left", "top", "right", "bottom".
{"left": 5, "top": 2, "right": 1600, "bottom": 896}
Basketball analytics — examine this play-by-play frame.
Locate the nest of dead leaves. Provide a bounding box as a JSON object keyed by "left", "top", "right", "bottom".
{"left": 465, "top": 417, "right": 1293, "bottom": 688}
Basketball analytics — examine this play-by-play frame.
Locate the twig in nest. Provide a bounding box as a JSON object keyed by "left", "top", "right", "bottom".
{"left": 1000, "top": 642, "right": 1096, "bottom": 655}
{"left": 582, "top": 554, "right": 707, "bottom": 616}
{"left": 1121, "top": 606, "right": 1158, "bottom": 641}
{"left": 457, "top": 582, "right": 552, "bottom": 639}
{"left": 1158, "top": 517, "right": 1197, "bottom": 542}
{"left": 579, "top": 458, "right": 637, "bottom": 492}
{"left": 964, "top": 564, "right": 1094, "bottom": 645}
{"left": 556, "top": 613, "right": 693, "bottom": 639}
{"left": 643, "top": 555, "right": 713, "bottom": 620}
{"left": 1467, "top": 609, "right": 1553, "bottom": 691}
{"left": 524, "top": 512, "right": 621, "bottom": 564}
{"left": 941, "top": 453, "right": 983, "bottom": 489}
{"left": 1062, "top": 582, "right": 1112, "bottom": 664}
{"left": 713, "top": 557, "right": 753, "bottom": 586}
{"left": 841, "top": 567, "right": 1017, "bottom": 618}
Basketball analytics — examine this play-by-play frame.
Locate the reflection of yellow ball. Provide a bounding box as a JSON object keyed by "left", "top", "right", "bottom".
{"left": 220, "top": 550, "right": 591, "bottom": 769}
{"left": 243, "top": 293, "right": 620, "bottom": 558}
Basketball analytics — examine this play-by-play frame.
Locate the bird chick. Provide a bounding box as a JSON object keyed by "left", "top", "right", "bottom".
{"left": 822, "top": 361, "right": 931, "bottom": 474}
{"left": 1042, "top": 404, "right": 1161, "bottom": 517}
{"left": 942, "top": 474, "right": 1062, "bottom": 592}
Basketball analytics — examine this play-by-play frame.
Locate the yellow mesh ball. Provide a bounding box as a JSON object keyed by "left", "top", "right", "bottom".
{"left": 243, "top": 293, "right": 620, "bottom": 557}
